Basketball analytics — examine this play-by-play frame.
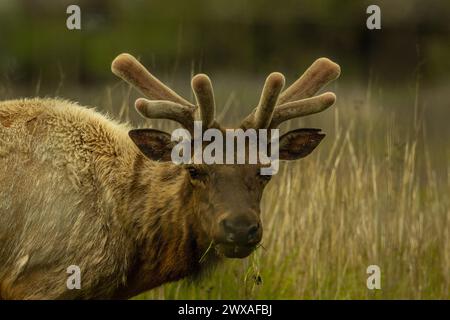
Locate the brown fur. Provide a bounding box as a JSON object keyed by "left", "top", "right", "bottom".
{"left": 0, "top": 94, "right": 329, "bottom": 299}
{"left": 0, "top": 98, "right": 213, "bottom": 299}
{"left": 0, "top": 54, "right": 340, "bottom": 300}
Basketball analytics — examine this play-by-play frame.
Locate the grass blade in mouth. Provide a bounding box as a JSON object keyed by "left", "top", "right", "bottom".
{"left": 199, "top": 240, "right": 214, "bottom": 264}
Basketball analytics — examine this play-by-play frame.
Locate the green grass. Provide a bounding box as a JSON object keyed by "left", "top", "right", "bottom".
{"left": 2, "top": 75, "right": 448, "bottom": 299}
{"left": 131, "top": 79, "right": 449, "bottom": 299}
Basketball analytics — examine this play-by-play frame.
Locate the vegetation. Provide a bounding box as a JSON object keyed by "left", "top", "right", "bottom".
{"left": 1, "top": 0, "right": 448, "bottom": 300}
{"left": 125, "top": 77, "right": 447, "bottom": 299}
{"left": 2, "top": 65, "right": 448, "bottom": 301}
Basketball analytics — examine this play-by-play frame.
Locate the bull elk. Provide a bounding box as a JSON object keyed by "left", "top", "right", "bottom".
{"left": 0, "top": 53, "right": 340, "bottom": 299}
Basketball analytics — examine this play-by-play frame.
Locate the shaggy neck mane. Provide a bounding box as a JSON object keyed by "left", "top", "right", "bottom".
{"left": 110, "top": 150, "right": 215, "bottom": 298}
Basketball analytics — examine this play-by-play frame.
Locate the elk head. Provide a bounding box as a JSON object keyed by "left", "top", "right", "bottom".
{"left": 112, "top": 53, "right": 340, "bottom": 258}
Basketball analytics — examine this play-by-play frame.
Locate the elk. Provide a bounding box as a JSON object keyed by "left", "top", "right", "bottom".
{"left": 0, "top": 53, "right": 340, "bottom": 299}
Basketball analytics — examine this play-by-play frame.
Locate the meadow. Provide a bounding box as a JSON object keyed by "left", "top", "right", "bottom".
{"left": 129, "top": 75, "right": 448, "bottom": 299}
{"left": 2, "top": 72, "right": 449, "bottom": 299}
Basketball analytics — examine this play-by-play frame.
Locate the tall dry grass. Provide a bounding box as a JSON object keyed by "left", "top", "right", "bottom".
{"left": 127, "top": 77, "right": 448, "bottom": 300}
{"left": 2, "top": 73, "right": 448, "bottom": 299}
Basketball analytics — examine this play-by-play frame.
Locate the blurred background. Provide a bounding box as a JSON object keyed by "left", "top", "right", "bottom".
{"left": 0, "top": 0, "right": 449, "bottom": 155}
{"left": 0, "top": 0, "right": 450, "bottom": 83}
{"left": 0, "top": 0, "right": 448, "bottom": 299}
{"left": 1, "top": 0, "right": 450, "bottom": 83}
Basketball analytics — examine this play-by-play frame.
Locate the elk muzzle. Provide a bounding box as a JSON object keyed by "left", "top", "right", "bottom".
{"left": 214, "top": 213, "right": 262, "bottom": 258}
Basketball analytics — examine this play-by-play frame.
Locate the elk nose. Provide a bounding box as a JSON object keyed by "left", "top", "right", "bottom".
{"left": 220, "top": 218, "right": 262, "bottom": 246}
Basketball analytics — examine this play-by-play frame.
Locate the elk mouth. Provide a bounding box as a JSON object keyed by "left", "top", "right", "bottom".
{"left": 215, "top": 243, "right": 257, "bottom": 259}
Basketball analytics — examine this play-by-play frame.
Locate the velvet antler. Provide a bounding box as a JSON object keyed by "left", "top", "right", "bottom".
{"left": 241, "top": 58, "right": 340, "bottom": 129}
{"left": 112, "top": 53, "right": 219, "bottom": 133}
{"left": 112, "top": 53, "right": 340, "bottom": 133}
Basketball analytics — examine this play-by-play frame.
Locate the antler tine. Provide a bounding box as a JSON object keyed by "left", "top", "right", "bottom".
{"left": 254, "top": 72, "right": 285, "bottom": 128}
{"left": 270, "top": 92, "right": 336, "bottom": 128}
{"left": 240, "top": 72, "right": 285, "bottom": 129}
{"left": 112, "top": 53, "right": 197, "bottom": 132}
{"left": 111, "top": 53, "right": 194, "bottom": 107}
{"left": 267, "top": 58, "right": 340, "bottom": 128}
{"left": 135, "top": 98, "right": 195, "bottom": 132}
{"left": 191, "top": 74, "right": 216, "bottom": 128}
{"left": 278, "top": 57, "right": 340, "bottom": 104}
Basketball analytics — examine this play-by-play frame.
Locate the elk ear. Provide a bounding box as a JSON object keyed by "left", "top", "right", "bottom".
{"left": 129, "top": 129, "right": 175, "bottom": 161}
{"left": 278, "top": 128, "right": 325, "bottom": 160}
